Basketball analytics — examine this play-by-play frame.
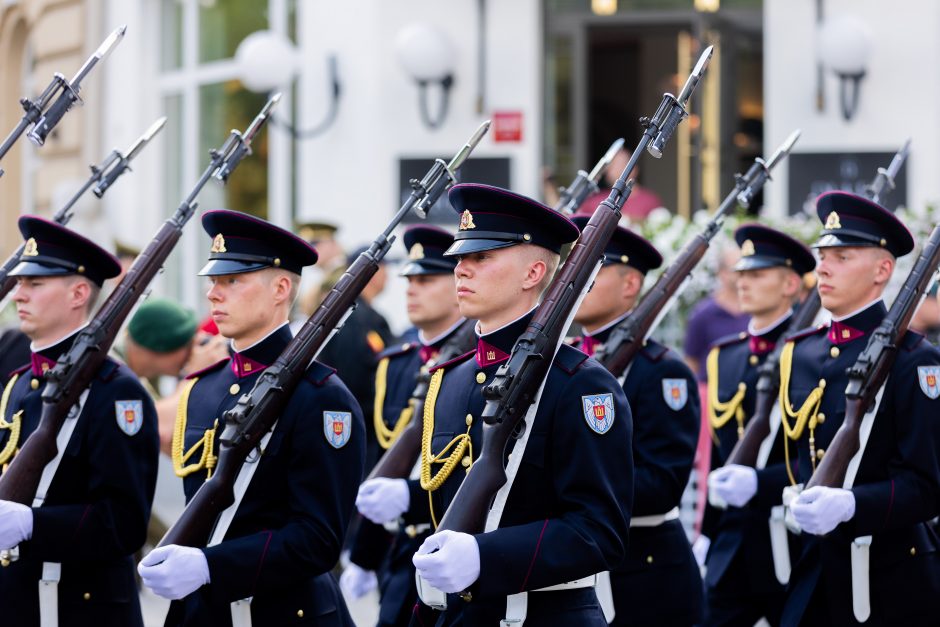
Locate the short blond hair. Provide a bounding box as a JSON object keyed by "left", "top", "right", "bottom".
{"left": 521, "top": 244, "right": 560, "bottom": 295}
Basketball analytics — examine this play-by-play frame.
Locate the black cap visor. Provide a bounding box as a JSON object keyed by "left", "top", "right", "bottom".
{"left": 811, "top": 232, "right": 882, "bottom": 251}
{"left": 444, "top": 238, "right": 522, "bottom": 257}
{"left": 9, "top": 259, "right": 79, "bottom": 279}
{"left": 198, "top": 258, "right": 270, "bottom": 276}
{"left": 399, "top": 259, "right": 456, "bottom": 277}
{"left": 734, "top": 254, "right": 796, "bottom": 272}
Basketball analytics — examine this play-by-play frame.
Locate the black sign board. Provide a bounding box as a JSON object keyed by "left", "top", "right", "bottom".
{"left": 398, "top": 157, "right": 511, "bottom": 226}
{"left": 787, "top": 152, "right": 908, "bottom": 216}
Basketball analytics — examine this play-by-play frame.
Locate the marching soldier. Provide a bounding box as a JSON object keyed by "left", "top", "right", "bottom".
{"left": 569, "top": 217, "right": 704, "bottom": 626}
{"left": 702, "top": 224, "right": 815, "bottom": 626}
{"left": 0, "top": 217, "right": 159, "bottom": 626}
{"left": 777, "top": 192, "right": 940, "bottom": 625}
{"left": 137, "top": 210, "right": 365, "bottom": 626}
{"left": 345, "top": 225, "right": 467, "bottom": 626}
{"left": 407, "top": 184, "right": 634, "bottom": 625}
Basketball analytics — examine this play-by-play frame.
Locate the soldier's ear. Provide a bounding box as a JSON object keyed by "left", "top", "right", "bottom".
{"left": 67, "top": 276, "right": 92, "bottom": 312}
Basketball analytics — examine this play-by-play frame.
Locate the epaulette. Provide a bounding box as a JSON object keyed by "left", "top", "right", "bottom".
{"left": 97, "top": 359, "right": 120, "bottom": 382}
{"left": 639, "top": 340, "right": 669, "bottom": 363}
{"left": 430, "top": 350, "right": 475, "bottom": 373}
{"left": 709, "top": 331, "right": 749, "bottom": 352}
{"left": 7, "top": 364, "right": 30, "bottom": 380}
{"left": 305, "top": 360, "right": 336, "bottom": 386}
{"left": 377, "top": 341, "right": 419, "bottom": 360}
{"left": 185, "top": 358, "right": 230, "bottom": 380}
{"left": 555, "top": 344, "right": 589, "bottom": 375}
{"left": 901, "top": 329, "right": 926, "bottom": 352}
{"left": 784, "top": 323, "right": 827, "bottom": 344}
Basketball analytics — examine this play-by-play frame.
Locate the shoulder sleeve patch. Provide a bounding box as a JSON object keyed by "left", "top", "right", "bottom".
{"left": 323, "top": 410, "right": 352, "bottom": 448}
{"left": 582, "top": 392, "right": 615, "bottom": 434}
{"left": 115, "top": 399, "right": 144, "bottom": 436}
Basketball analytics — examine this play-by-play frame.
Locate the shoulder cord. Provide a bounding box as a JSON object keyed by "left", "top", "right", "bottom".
{"left": 706, "top": 346, "right": 747, "bottom": 441}
{"left": 419, "top": 368, "right": 473, "bottom": 529}
{"left": 373, "top": 357, "right": 415, "bottom": 449}
{"left": 0, "top": 375, "right": 22, "bottom": 467}
{"left": 171, "top": 377, "right": 219, "bottom": 479}
{"left": 779, "top": 341, "right": 824, "bottom": 485}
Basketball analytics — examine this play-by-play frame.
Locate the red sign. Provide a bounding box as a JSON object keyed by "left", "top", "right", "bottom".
{"left": 492, "top": 111, "right": 523, "bottom": 143}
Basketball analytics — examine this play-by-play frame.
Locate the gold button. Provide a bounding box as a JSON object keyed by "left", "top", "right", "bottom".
{"left": 830, "top": 346, "right": 840, "bottom": 358}
{"left": 77, "top": 265, "right": 85, "bottom": 274}
{"left": 462, "top": 456, "right": 471, "bottom": 468}
{"left": 273, "top": 257, "right": 281, "bottom": 267}
{"left": 297, "top": 609, "right": 304, "bottom": 618}
{"left": 406, "top": 525, "right": 418, "bottom": 538}
{"left": 83, "top": 592, "right": 91, "bottom": 601}
{"left": 646, "top": 555, "right": 653, "bottom": 564}
{"left": 476, "top": 372, "right": 486, "bottom": 384}
{"left": 817, "top": 413, "right": 826, "bottom": 424}
{"left": 911, "top": 547, "right": 917, "bottom": 556}
{"left": 229, "top": 384, "right": 240, "bottom": 395}
{"left": 465, "top": 413, "right": 473, "bottom": 426}
{"left": 30, "top": 379, "right": 39, "bottom": 390}
{"left": 816, "top": 448, "right": 825, "bottom": 460}
{"left": 749, "top": 355, "right": 758, "bottom": 366}
{"left": 459, "top": 591, "right": 472, "bottom": 602}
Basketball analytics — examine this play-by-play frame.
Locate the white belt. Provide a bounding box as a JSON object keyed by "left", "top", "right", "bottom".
{"left": 768, "top": 505, "right": 791, "bottom": 584}
{"left": 630, "top": 506, "right": 679, "bottom": 528}
{"left": 851, "top": 536, "right": 872, "bottom": 623}
{"left": 39, "top": 562, "right": 61, "bottom": 627}
{"left": 502, "top": 572, "right": 610, "bottom": 627}
{"left": 383, "top": 521, "right": 432, "bottom": 538}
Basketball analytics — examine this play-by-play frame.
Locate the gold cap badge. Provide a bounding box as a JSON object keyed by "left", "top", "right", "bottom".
{"left": 824, "top": 211, "right": 842, "bottom": 230}
{"left": 409, "top": 243, "right": 425, "bottom": 260}
{"left": 211, "top": 233, "right": 227, "bottom": 253}
{"left": 740, "top": 239, "right": 756, "bottom": 256}
{"left": 459, "top": 210, "right": 476, "bottom": 231}
{"left": 23, "top": 238, "right": 39, "bottom": 257}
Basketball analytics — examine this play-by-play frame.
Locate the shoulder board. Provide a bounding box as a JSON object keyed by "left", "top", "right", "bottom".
{"left": 305, "top": 360, "right": 336, "bottom": 386}
{"left": 709, "top": 331, "right": 749, "bottom": 351}
{"left": 7, "top": 363, "right": 30, "bottom": 380}
{"left": 185, "top": 357, "right": 230, "bottom": 380}
{"left": 784, "top": 324, "right": 827, "bottom": 343}
{"left": 377, "top": 341, "right": 419, "bottom": 360}
{"left": 430, "top": 349, "right": 475, "bottom": 373}
{"left": 555, "top": 344, "right": 590, "bottom": 375}
{"left": 901, "top": 329, "right": 926, "bottom": 352}
{"left": 97, "top": 358, "right": 121, "bottom": 382}
{"left": 639, "top": 339, "right": 669, "bottom": 363}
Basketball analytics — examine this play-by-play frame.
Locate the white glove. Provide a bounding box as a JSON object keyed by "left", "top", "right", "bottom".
{"left": 138, "top": 545, "right": 210, "bottom": 600}
{"left": 789, "top": 486, "right": 855, "bottom": 536}
{"left": 708, "top": 464, "right": 758, "bottom": 508}
{"left": 0, "top": 500, "right": 32, "bottom": 550}
{"left": 339, "top": 563, "right": 378, "bottom": 599}
{"left": 356, "top": 478, "right": 410, "bottom": 525}
{"left": 692, "top": 535, "right": 711, "bottom": 568}
{"left": 412, "top": 530, "right": 480, "bottom": 593}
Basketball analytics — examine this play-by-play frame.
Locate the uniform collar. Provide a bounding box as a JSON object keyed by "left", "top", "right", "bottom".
{"left": 579, "top": 310, "right": 631, "bottom": 357}
{"left": 476, "top": 309, "right": 535, "bottom": 368}
{"left": 230, "top": 323, "right": 292, "bottom": 378}
{"left": 828, "top": 299, "right": 885, "bottom": 345}
{"left": 30, "top": 327, "right": 84, "bottom": 377}
{"left": 747, "top": 310, "right": 792, "bottom": 355}
{"left": 418, "top": 318, "right": 467, "bottom": 364}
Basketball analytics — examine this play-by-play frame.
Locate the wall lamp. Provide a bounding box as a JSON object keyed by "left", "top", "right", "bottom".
{"left": 817, "top": 14, "right": 872, "bottom": 122}
{"left": 395, "top": 23, "right": 456, "bottom": 130}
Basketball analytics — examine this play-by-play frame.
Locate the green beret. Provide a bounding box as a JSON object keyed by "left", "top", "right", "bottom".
{"left": 128, "top": 298, "right": 198, "bottom": 353}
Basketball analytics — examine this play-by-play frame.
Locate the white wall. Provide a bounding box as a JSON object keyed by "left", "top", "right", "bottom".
{"left": 764, "top": 0, "right": 940, "bottom": 216}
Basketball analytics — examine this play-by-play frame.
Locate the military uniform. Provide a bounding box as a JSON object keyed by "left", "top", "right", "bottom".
{"left": 701, "top": 224, "right": 816, "bottom": 627}
{"left": 570, "top": 216, "right": 703, "bottom": 626}
{"left": 0, "top": 217, "right": 159, "bottom": 626}
{"left": 158, "top": 210, "right": 366, "bottom": 626}
{"left": 408, "top": 184, "right": 634, "bottom": 626}
{"left": 778, "top": 193, "right": 940, "bottom": 626}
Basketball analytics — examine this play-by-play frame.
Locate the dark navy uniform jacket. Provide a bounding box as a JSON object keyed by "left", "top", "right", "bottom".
{"left": 0, "top": 332, "right": 159, "bottom": 627}
{"left": 349, "top": 323, "right": 466, "bottom": 627}
{"left": 701, "top": 315, "right": 797, "bottom": 625}
{"left": 576, "top": 318, "right": 703, "bottom": 626}
{"left": 779, "top": 301, "right": 940, "bottom": 626}
{"left": 165, "top": 324, "right": 365, "bottom": 627}
{"left": 405, "top": 312, "right": 634, "bottom": 626}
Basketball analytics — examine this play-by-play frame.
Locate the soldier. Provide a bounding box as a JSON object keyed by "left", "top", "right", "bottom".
{"left": 569, "top": 216, "right": 703, "bottom": 626}
{"left": 777, "top": 192, "right": 940, "bottom": 625}
{"left": 137, "top": 210, "right": 365, "bottom": 626}
{"left": 701, "top": 224, "right": 815, "bottom": 626}
{"left": 0, "top": 216, "right": 159, "bottom": 625}
{"left": 406, "top": 184, "right": 634, "bottom": 625}
{"left": 344, "top": 225, "right": 467, "bottom": 626}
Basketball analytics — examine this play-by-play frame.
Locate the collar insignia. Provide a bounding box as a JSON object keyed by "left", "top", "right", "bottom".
{"left": 824, "top": 211, "right": 842, "bottom": 230}
{"left": 409, "top": 243, "right": 425, "bottom": 260}
{"left": 23, "top": 238, "right": 39, "bottom": 257}
{"left": 211, "top": 233, "right": 227, "bottom": 253}
{"left": 459, "top": 210, "right": 476, "bottom": 231}
{"left": 740, "top": 239, "right": 756, "bottom": 257}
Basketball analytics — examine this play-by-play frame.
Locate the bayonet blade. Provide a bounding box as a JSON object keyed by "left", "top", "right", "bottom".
{"left": 124, "top": 116, "right": 167, "bottom": 162}
{"left": 764, "top": 129, "right": 801, "bottom": 171}
{"left": 588, "top": 137, "right": 625, "bottom": 183}
{"left": 447, "top": 120, "right": 491, "bottom": 172}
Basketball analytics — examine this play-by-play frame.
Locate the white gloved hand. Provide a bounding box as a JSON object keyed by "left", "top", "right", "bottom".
{"left": 339, "top": 563, "right": 378, "bottom": 599}
{"left": 0, "top": 500, "right": 32, "bottom": 550}
{"left": 138, "top": 545, "right": 210, "bottom": 600}
{"left": 412, "top": 530, "right": 480, "bottom": 593}
{"left": 708, "top": 464, "right": 758, "bottom": 508}
{"left": 692, "top": 535, "right": 711, "bottom": 568}
{"left": 356, "top": 478, "right": 410, "bottom": 525}
{"left": 789, "top": 486, "right": 855, "bottom": 536}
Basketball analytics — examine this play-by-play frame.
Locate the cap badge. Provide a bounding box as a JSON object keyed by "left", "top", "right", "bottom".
{"left": 824, "top": 211, "right": 842, "bottom": 230}
{"left": 741, "top": 239, "right": 756, "bottom": 257}
{"left": 211, "top": 233, "right": 227, "bottom": 253}
{"left": 459, "top": 210, "right": 476, "bottom": 231}
{"left": 22, "top": 238, "right": 39, "bottom": 257}
{"left": 409, "top": 243, "right": 425, "bottom": 260}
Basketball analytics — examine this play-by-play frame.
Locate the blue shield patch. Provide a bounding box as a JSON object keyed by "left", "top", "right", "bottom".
{"left": 662, "top": 379, "right": 688, "bottom": 411}
{"left": 918, "top": 366, "right": 940, "bottom": 399}
{"left": 582, "top": 393, "right": 615, "bottom": 435}
{"left": 115, "top": 400, "right": 144, "bottom": 436}
{"left": 323, "top": 411, "right": 352, "bottom": 449}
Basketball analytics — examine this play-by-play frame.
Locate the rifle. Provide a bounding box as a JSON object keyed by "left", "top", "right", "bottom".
{"left": 159, "top": 121, "right": 491, "bottom": 548}
{"left": 727, "top": 140, "right": 911, "bottom": 468}
{"left": 594, "top": 129, "right": 802, "bottom": 378}
{"left": 0, "top": 26, "right": 126, "bottom": 175}
{"left": 553, "top": 138, "right": 625, "bottom": 215}
{"left": 434, "top": 46, "right": 713, "bottom": 537}
{"left": 0, "top": 117, "right": 167, "bottom": 304}
{"left": 0, "top": 94, "right": 279, "bottom": 509}
{"left": 368, "top": 320, "right": 478, "bottom": 480}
